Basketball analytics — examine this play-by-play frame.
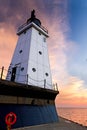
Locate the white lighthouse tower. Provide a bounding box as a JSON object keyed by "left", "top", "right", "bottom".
{"left": 6, "top": 10, "right": 52, "bottom": 89}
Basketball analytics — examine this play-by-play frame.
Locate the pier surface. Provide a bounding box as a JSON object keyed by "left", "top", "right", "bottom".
{"left": 13, "top": 117, "right": 87, "bottom": 130}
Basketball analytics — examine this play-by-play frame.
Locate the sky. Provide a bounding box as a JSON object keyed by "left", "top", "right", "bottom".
{"left": 0, "top": 0, "right": 87, "bottom": 108}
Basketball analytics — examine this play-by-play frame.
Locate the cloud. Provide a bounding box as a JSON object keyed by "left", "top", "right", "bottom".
{"left": 41, "top": 0, "right": 87, "bottom": 107}
{"left": 0, "top": 0, "right": 87, "bottom": 107}
{"left": 55, "top": 76, "right": 87, "bottom": 107}
{"left": 43, "top": 0, "right": 71, "bottom": 87}
{"left": 0, "top": 23, "right": 17, "bottom": 69}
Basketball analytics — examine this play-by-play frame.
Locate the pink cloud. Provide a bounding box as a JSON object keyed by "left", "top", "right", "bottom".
{"left": 0, "top": 23, "right": 17, "bottom": 75}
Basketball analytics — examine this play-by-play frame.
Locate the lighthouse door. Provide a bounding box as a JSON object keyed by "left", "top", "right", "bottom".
{"left": 11, "top": 67, "right": 17, "bottom": 81}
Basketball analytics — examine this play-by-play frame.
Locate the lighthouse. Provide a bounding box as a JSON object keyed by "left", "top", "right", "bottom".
{"left": 0, "top": 10, "right": 59, "bottom": 129}
{"left": 6, "top": 10, "right": 52, "bottom": 89}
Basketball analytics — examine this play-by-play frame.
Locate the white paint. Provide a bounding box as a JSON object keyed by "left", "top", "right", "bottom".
{"left": 6, "top": 20, "right": 52, "bottom": 89}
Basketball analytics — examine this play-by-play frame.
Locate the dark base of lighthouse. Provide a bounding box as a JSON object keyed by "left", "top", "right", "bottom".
{"left": 0, "top": 79, "right": 59, "bottom": 129}
{"left": 0, "top": 104, "right": 58, "bottom": 129}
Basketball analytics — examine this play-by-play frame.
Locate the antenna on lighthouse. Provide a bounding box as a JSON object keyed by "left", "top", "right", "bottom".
{"left": 27, "top": 9, "right": 41, "bottom": 26}
{"left": 31, "top": 10, "right": 35, "bottom": 19}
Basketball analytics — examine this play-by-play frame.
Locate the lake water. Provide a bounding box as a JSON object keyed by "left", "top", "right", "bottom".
{"left": 57, "top": 108, "right": 87, "bottom": 126}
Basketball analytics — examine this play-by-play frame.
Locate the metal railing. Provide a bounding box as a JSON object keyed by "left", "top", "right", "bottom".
{"left": 0, "top": 66, "right": 58, "bottom": 91}
{"left": 17, "top": 21, "right": 48, "bottom": 34}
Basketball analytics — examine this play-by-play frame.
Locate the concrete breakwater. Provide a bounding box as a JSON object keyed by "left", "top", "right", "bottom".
{"left": 13, "top": 117, "right": 87, "bottom": 130}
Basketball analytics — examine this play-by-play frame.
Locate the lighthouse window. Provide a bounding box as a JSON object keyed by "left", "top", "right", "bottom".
{"left": 39, "top": 51, "right": 42, "bottom": 55}
{"left": 21, "top": 67, "right": 24, "bottom": 71}
{"left": 39, "top": 32, "right": 41, "bottom": 35}
{"left": 45, "top": 73, "right": 49, "bottom": 76}
{"left": 32, "top": 68, "right": 36, "bottom": 72}
{"left": 43, "top": 37, "right": 46, "bottom": 42}
{"left": 24, "top": 30, "right": 26, "bottom": 34}
{"left": 19, "top": 50, "right": 23, "bottom": 53}
{"left": 8, "top": 71, "right": 11, "bottom": 74}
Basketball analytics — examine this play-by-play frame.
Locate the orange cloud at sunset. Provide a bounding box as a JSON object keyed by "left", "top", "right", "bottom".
{"left": 55, "top": 76, "right": 87, "bottom": 107}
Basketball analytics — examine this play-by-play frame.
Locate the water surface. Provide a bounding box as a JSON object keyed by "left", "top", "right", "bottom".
{"left": 57, "top": 108, "right": 87, "bottom": 126}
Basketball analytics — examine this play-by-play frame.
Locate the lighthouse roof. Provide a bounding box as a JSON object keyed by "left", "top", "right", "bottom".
{"left": 17, "top": 10, "right": 48, "bottom": 36}
{"left": 27, "top": 10, "right": 41, "bottom": 27}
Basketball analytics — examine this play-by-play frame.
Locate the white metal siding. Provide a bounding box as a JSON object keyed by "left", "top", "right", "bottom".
{"left": 6, "top": 23, "right": 52, "bottom": 89}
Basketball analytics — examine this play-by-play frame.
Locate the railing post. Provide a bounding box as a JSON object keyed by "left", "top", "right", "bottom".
{"left": 1, "top": 66, "right": 4, "bottom": 79}
{"left": 56, "top": 83, "right": 58, "bottom": 91}
{"left": 44, "top": 79, "right": 46, "bottom": 88}
{"left": 26, "top": 74, "right": 28, "bottom": 84}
